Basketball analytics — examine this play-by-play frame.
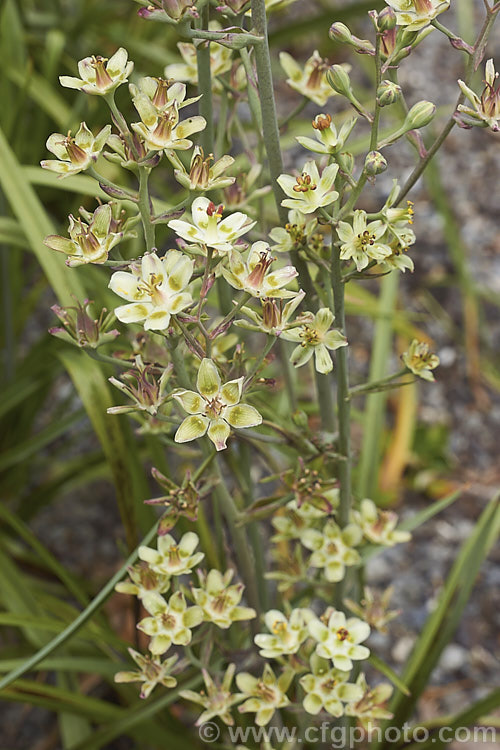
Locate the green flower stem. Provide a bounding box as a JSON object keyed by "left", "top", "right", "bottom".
{"left": 0, "top": 521, "right": 159, "bottom": 691}
{"left": 338, "top": 47, "right": 384, "bottom": 221}
{"left": 331, "top": 239, "right": 351, "bottom": 653}
{"left": 209, "top": 292, "right": 251, "bottom": 338}
{"left": 192, "top": 495, "right": 221, "bottom": 573}
{"left": 226, "top": 443, "right": 270, "bottom": 611}
{"left": 168, "top": 338, "right": 191, "bottom": 389}
{"left": 138, "top": 167, "right": 155, "bottom": 252}
{"left": 87, "top": 167, "right": 138, "bottom": 202}
{"left": 84, "top": 349, "right": 134, "bottom": 368}
{"left": 278, "top": 339, "right": 297, "bottom": 411}
{"left": 213, "top": 456, "right": 261, "bottom": 630}
{"left": 338, "top": 171, "right": 368, "bottom": 220}
{"left": 185, "top": 27, "right": 263, "bottom": 46}
{"left": 288, "top": 244, "right": 336, "bottom": 429}
{"left": 214, "top": 88, "right": 229, "bottom": 158}
{"left": 431, "top": 18, "right": 473, "bottom": 48}
{"left": 291, "top": 249, "right": 317, "bottom": 310}
{"left": 174, "top": 318, "right": 205, "bottom": 359}
{"left": 195, "top": 5, "right": 214, "bottom": 155}
{"left": 315, "top": 371, "right": 336, "bottom": 433}
{"left": 239, "top": 47, "right": 264, "bottom": 133}
{"left": 250, "top": 0, "right": 287, "bottom": 225}
{"left": 238, "top": 429, "right": 287, "bottom": 446}
{"left": 278, "top": 96, "right": 308, "bottom": 130}
{"left": 249, "top": 0, "right": 323, "bottom": 446}
{"left": 244, "top": 335, "right": 276, "bottom": 387}
{"left": 349, "top": 368, "right": 410, "bottom": 397}
{"left": 331, "top": 240, "right": 351, "bottom": 532}
{"left": 370, "top": 32, "right": 383, "bottom": 151}
{"left": 198, "top": 246, "right": 214, "bottom": 315}
{"left": 104, "top": 92, "right": 139, "bottom": 160}
{"left": 105, "top": 93, "right": 130, "bottom": 136}
{"left": 356, "top": 271, "right": 400, "bottom": 499}
{"left": 342, "top": 259, "right": 377, "bottom": 282}
{"left": 397, "top": 3, "right": 499, "bottom": 205}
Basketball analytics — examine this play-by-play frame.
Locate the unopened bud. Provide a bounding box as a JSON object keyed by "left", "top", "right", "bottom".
{"left": 404, "top": 100, "right": 436, "bottom": 130}
{"left": 327, "top": 65, "right": 353, "bottom": 98}
{"left": 377, "top": 80, "right": 402, "bottom": 107}
{"left": 292, "top": 410, "right": 309, "bottom": 431}
{"left": 377, "top": 6, "right": 397, "bottom": 32}
{"left": 364, "top": 151, "right": 388, "bottom": 176}
{"left": 218, "top": 0, "right": 249, "bottom": 12}
{"left": 336, "top": 151, "right": 354, "bottom": 175}
{"left": 329, "top": 22, "right": 353, "bottom": 44}
{"left": 162, "top": 0, "right": 197, "bottom": 21}
{"left": 50, "top": 300, "right": 119, "bottom": 349}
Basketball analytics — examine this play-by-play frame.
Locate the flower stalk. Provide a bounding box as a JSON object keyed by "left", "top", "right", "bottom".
{"left": 138, "top": 167, "right": 155, "bottom": 252}
{"left": 195, "top": 5, "right": 214, "bottom": 154}
{"left": 251, "top": 0, "right": 287, "bottom": 224}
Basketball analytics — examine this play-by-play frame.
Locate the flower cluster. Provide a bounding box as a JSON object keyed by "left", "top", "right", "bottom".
{"left": 114, "top": 526, "right": 256, "bottom": 698}
{"left": 173, "top": 358, "right": 262, "bottom": 451}
{"left": 41, "top": 0, "right": 485, "bottom": 731}
{"left": 385, "top": 0, "right": 450, "bottom": 31}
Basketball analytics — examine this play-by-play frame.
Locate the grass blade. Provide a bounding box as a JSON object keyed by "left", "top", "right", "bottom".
{"left": 0, "top": 520, "right": 158, "bottom": 691}
{"left": 382, "top": 493, "right": 500, "bottom": 741}
{"left": 59, "top": 349, "right": 152, "bottom": 548}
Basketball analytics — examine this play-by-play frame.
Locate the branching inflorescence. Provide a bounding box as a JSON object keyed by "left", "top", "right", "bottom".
{"left": 40, "top": 0, "right": 498, "bottom": 740}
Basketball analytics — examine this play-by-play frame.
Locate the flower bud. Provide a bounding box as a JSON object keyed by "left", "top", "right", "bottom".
{"left": 49, "top": 300, "right": 119, "bottom": 349}
{"left": 336, "top": 151, "right": 354, "bottom": 175}
{"left": 329, "top": 22, "right": 354, "bottom": 44}
{"left": 380, "top": 28, "right": 397, "bottom": 58}
{"left": 327, "top": 65, "right": 353, "bottom": 98}
{"left": 218, "top": 0, "right": 249, "bottom": 13}
{"left": 162, "top": 0, "right": 197, "bottom": 21}
{"left": 364, "top": 151, "right": 388, "bottom": 176}
{"left": 377, "top": 80, "right": 402, "bottom": 107}
{"left": 403, "top": 100, "right": 436, "bottom": 130}
{"left": 377, "top": 6, "right": 397, "bottom": 32}
{"left": 292, "top": 410, "right": 309, "bottom": 431}
{"left": 329, "top": 22, "right": 375, "bottom": 55}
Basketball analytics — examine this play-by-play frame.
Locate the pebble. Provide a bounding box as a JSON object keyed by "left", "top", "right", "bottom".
{"left": 439, "top": 644, "right": 468, "bottom": 672}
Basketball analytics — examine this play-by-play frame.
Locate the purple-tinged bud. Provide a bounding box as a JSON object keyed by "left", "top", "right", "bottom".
{"left": 329, "top": 22, "right": 354, "bottom": 44}
{"left": 327, "top": 65, "right": 353, "bottom": 98}
{"left": 50, "top": 300, "right": 120, "bottom": 348}
{"left": 364, "top": 151, "right": 388, "bottom": 176}
{"left": 449, "top": 37, "right": 474, "bottom": 54}
{"left": 162, "top": 0, "right": 198, "bottom": 20}
{"left": 217, "top": 0, "right": 249, "bottom": 13}
{"left": 380, "top": 28, "right": 397, "bottom": 58}
{"left": 404, "top": 100, "right": 436, "bottom": 130}
{"left": 336, "top": 151, "right": 354, "bottom": 175}
{"left": 329, "top": 22, "right": 375, "bottom": 55}
{"left": 377, "top": 6, "right": 397, "bottom": 32}
{"left": 377, "top": 80, "right": 402, "bottom": 107}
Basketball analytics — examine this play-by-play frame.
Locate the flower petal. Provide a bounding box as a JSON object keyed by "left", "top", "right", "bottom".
{"left": 114, "top": 303, "right": 152, "bottom": 324}
{"left": 225, "top": 404, "right": 262, "bottom": 429}
{"left": 109, "top": 271, "right": 143, "bottom": 301}
{"left": 207, "top": 418, "right": 231, "bottom": 451}
{"left": 290, "top": 343, "right": 314, "bottom": 368}
{"left": 144, "top": 310, "right": 171, "bottom": 330}
{"left": 324, "top": 330, "right": 348, "bottom": 350}
{"left": 175, "top": 415, "right": 209, "bottom": 443}
{"left": 175, "top": 115, "right": 207, "bottom": 139}
{"left": 196, "top": 358, "right": 221, "bottom": 399}
{"left": 220, "top": 377, "right": 243, "bottom": 406}
{"left": 173, "top": 389, "right": 204, "bottom": 414}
